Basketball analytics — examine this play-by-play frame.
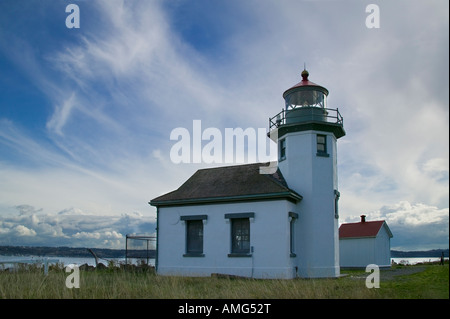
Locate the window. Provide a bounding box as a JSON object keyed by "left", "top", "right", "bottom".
{"left": 186, "top": 220, "right": 203, "bottom": 254}
{"left": 279, "top": 138, "right": 286, "bottom": 161}
{"left": 334, "top": 190, "right": 340, "bottom": 219}
{"left": 231, "top": 218, "right": 250, "bottom": 254}
{"left": 225, "top": 212, "right": 254, "bottom": 257}
{"left": 289, "top": 212, "right": 298, "bottom": 257}
{"left": 181, "top": 215, "right": 207, "bottom": 257}
{"left": 316, "top": 134, "right": 329, "bottom": 157}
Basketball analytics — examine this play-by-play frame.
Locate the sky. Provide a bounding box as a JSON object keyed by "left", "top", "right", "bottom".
{"left": 0, "top": 0, "right": 448, "bottom": 251}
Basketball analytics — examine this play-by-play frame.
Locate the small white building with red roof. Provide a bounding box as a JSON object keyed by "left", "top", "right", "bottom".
{"left": 339, "top": 215, "right": 393, "bottom": 268}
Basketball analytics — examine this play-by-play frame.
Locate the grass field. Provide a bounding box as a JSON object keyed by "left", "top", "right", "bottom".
{"left": 0, "top": 262, "right": 448, "bottom": 299}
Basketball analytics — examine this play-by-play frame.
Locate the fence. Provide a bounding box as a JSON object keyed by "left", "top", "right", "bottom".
{"left": 0, "top": 258, "right": 60, "bottom": 275}
{"left": 125, "top": 234, "right": 156, "bottom": 266}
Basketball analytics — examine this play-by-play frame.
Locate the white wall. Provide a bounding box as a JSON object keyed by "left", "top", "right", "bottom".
{"left": 278, "top": 130, "right": 340, "bottom": 278}
{"left": 374, "top": 226, "right": 391, "bottom": 267}
{"left": 339, "top": 227, "right": 391, "bottom": 268}
{"left": 340, "top": 237, "right": 376, "bottom": 268}
{"left": 157, "top": 199, "right": 299, "bottom": 279}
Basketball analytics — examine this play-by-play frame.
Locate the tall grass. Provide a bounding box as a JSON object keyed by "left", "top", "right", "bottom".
{"left": 0, "top": 263, "right": 447, "bottom": 299}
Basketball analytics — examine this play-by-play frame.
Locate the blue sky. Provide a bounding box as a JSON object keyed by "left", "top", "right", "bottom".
{"left": 0, "top": 0, "right": 448, "bottom": 251}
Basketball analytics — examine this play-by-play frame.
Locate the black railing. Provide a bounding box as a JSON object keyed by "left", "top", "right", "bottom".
{"left": 269, "top": 107, "right": 343, "bottom": 130}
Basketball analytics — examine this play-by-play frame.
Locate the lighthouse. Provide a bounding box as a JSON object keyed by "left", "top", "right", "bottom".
{"left": 151, "top": 68, "right": 346, "bottom": 279}
{"left": 269, "top": 69, "right": 345, "bottom": 277}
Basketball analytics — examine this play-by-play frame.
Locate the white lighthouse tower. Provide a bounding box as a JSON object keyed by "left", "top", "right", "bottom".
{"left": 269, "top": 69, "right": 345, "bottom": 278}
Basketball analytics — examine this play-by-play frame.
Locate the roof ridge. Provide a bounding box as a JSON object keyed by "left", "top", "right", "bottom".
{"left": 344, "top": 220, "right": 385, "bottom": 225}
{"left": 196, "top": 162, "right": 268, "bottom": 171}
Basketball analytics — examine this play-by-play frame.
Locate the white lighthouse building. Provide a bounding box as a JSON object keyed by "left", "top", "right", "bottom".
{"left": 150, "top": 69, "right": 345, "bottom": 278}
{"left": 271, "top": 69, "right": 345, "bottom": 277}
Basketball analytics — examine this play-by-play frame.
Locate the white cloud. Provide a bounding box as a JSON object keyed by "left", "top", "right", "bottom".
{"left": 13, "top": 225, "right": 36, "bottom": 237}
{"left": 0, "top": 227, "right": 9, "bottom": 235}
{"left": 0, "top": 205, "right": 154, "bottom": 249}
{"left": 334, "top": 1, "right": 449, "bottom": 217}
{"left": 46, "top": 93, "right": 78, "bottom": 136}
{"left": 342, "top": 201, "right": 449, "bottom": 251}
{"left": 422, "top": 157, "right": 449, "bottom": 180}
{"left": 376, "top": 202, "right": 448, "bottom": 227}
{"left": 73, "top": 232, "right": 101, "bottom": 240}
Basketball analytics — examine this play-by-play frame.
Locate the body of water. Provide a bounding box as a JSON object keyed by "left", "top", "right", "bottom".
{"left": 391, "top": 257, "right": 448, "bottom": 265}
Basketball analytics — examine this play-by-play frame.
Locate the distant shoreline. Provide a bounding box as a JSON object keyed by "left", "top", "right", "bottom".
{"left": 390, "top": 249, "right": 448, "bottom": 258}
{"left": 0, "top": 245, "right": 446, "bottom": 258}
{"left": 0, "top": 245, "right": 156, "bottom": 258}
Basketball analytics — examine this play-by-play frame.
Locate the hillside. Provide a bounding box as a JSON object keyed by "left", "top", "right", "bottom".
{"left": 391, "top": 249, "right": 448, "bottom": 258}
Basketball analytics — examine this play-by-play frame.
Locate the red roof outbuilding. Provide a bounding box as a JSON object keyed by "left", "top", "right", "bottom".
{"left": 339, "top": 215, "right": 393, "bottom": 239}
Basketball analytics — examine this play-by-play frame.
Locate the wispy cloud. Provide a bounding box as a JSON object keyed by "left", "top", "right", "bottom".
{"left": 46, "top": 92, "right": 77, "bottom": 136}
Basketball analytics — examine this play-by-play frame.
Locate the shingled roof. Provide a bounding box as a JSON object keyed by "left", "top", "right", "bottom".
{"left": 150, "top": 162, "right": 302, "bottom": 207}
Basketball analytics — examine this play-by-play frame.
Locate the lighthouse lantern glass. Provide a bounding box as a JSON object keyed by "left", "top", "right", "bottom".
{"left": 285, "top": 89, "right": 327, "bottom": 109}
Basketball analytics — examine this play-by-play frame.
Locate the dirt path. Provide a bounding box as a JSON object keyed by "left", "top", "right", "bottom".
{"left": 379, "top": 266, "right": 427, "bottom": 281}
{"left": 346, "top": 266, "right": 427, "bottom": 281}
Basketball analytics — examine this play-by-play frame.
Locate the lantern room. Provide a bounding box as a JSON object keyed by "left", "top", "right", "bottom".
{"left": 283, "top": 69, "right": 328, "bottom": 109}
{"left": 268, "top": 68, "right": 345, "bottom": 139}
